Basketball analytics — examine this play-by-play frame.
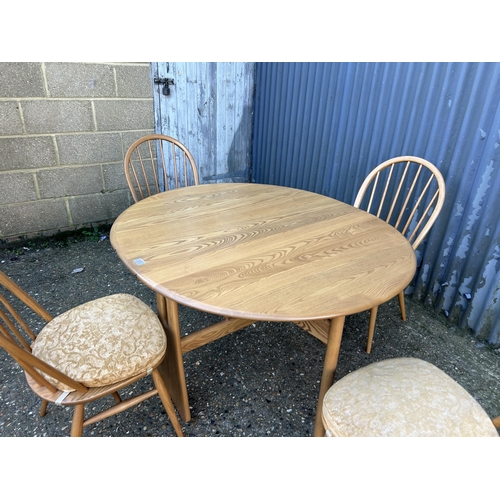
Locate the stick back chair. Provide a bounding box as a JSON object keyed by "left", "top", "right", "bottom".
{"left": 322, "top": 357, "right": 499, "bottom": 437}
{"left": 124, "top": 134, "right": 200, "bottom": 202}
{"left": 353, "top": 156, "right": 446, "bottom": 353}
{"left": 0, "top": 270, "right": 183, "bottom": 437}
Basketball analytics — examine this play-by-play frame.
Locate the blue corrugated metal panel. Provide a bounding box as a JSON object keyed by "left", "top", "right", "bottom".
{"left": 252, "top": 62, "right": 500, "bottom": 346}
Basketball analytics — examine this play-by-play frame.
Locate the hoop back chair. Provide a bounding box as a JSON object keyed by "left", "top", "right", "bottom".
{"left": 322, "top": 357, "right": 499, "bottom": 437}
{"left": 353, "top": 156, "right": 446, "bottom": 353}
{"left": 0, "top": 270, "right": 183, "bottom": 437}
{"left": 124, "top": 134, "right": 200, "bottom": 202}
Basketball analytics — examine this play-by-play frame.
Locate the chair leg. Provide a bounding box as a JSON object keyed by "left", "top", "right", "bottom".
{"left": 112, "top": 391, "right": 122, "bottom": 404}
{"left": 152, "top": 368, "right": 184, "bottom": 437}
{"left": 40, "top": 399, "right": 49, "bottom": 417}
{"left": 71, "top": 404, "right": 85, "bottom": 437}
{"left": 366, "top": 305, "right": 378, "bottom": 354}
{"left": 398, "top": 291, "right": 406, "bottom": 321}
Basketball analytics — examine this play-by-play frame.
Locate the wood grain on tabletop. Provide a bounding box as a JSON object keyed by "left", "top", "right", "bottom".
{"left": 110, "top": 183, "right": 416, "bottom": 321}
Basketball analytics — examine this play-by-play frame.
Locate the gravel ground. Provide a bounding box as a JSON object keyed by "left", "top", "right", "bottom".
{"left": 1, "top": 228, "right": 499, "bottom": 438}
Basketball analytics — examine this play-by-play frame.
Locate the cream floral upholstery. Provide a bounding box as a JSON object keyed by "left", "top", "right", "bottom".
{"left": 322, "top": 358, "right": 498, "bottom": 437}
{"left": 32, "top": 294, "right": 166, "bottom": 391}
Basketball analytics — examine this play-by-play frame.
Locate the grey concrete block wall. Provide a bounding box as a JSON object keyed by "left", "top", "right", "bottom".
{"left": 0, "top": 62, "right": 154, "bottom": 240}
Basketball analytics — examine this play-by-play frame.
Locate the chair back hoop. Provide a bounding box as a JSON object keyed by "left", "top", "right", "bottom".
{"left": 0, "top": 271, "right": 87, "bottom": 394}
{"left": 124, "top": 134, "right": 199, "bottom": 202}
{"left": 354, "top": 156, "right": 446, "bottom": 249}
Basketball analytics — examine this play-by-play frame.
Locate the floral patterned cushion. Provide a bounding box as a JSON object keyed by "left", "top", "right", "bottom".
{"left": 32, "top": 294, "right": 166, "bottom": 392}
{"left": 322, "top": 358, "right": 498, "bottom": 437}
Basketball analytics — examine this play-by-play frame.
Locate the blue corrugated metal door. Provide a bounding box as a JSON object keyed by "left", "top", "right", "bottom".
{"left": 152, "top": 62, "right": 255, "bottom": 183}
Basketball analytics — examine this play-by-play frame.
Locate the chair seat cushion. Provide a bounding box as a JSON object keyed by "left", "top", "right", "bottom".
{"left": 32, "top": 294, "right": 166, "bottom": 392}
{"left": 322, "top": 358, "right": 498, "bottom": 437}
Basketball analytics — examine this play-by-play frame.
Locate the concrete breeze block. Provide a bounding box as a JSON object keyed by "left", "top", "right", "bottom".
{"left": 115, "top": 65, "right": 154, "bottom": 99}
{"left": 0, "top": 199, "right": 69, "bottom": 237}
{"left": 94, "top": 100, "right": 154, "bottom": 132}
{"left": 0, "top": 62, "right": 45, "bottom": 98}
{"left": 23, "top": 100, "right": 94, "bottom": 134}
{"left": 0, "top": 136, "right": 57, "bottom": 171}
{"left": 102, "top": 162, "right": 130, "bottom": 191}
{"left": 0, "top": 102, "right": 24, "bottom": 135}
{"left": 56, "top": 133, "right": 123, "bottom": 165}
{"left": 0, "top": 172, "right": 37, "bottom": 204}
{"left": 37, "top": 165, "right": 104, "bottom": 198}
{"left": 45, "top": 62, "right": 116, "bottom": 98}
{"left": 68, "top": 191, "right": 131, "bottom": 225}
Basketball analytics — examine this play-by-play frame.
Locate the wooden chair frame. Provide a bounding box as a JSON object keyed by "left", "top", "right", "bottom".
{"left": 354, "top": 156, "right": 446, "bottom": 353}
{"left": 0, "top": 270, "right": 183, "bottom": 437}
{"left": 124, "top": 134, "right": 200, "bottom": 202}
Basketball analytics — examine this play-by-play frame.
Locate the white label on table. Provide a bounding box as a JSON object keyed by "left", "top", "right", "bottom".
{"left": 133, "top": 258, "right": 146, "bottom": 266}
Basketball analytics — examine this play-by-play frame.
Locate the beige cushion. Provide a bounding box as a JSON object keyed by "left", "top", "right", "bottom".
{"left": 32, "top": 294, "right": 166, "bottom": 392}
{"left": 322, "top": 358, "right": 498, "bottom": 437}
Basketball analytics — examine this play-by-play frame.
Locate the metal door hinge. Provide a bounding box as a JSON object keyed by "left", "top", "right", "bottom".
{"left": 154, "top": 77, "right": 175, "bottom": 96}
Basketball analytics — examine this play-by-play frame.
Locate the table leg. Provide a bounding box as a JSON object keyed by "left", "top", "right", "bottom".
{"left": 156, "top": 293, "right": 191, "bottom": 422}
{"left": 313, "top": 315, "right": 345, "bottom": 437}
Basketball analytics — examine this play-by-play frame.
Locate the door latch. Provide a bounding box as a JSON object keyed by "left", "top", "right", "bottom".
{"left": 154, "top": 77, "right": 175, "bottom": 96}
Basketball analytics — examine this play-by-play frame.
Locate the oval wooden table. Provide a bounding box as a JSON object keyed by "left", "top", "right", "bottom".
{"left": 110, "top": 183, "right": 416, "bottom": 436}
